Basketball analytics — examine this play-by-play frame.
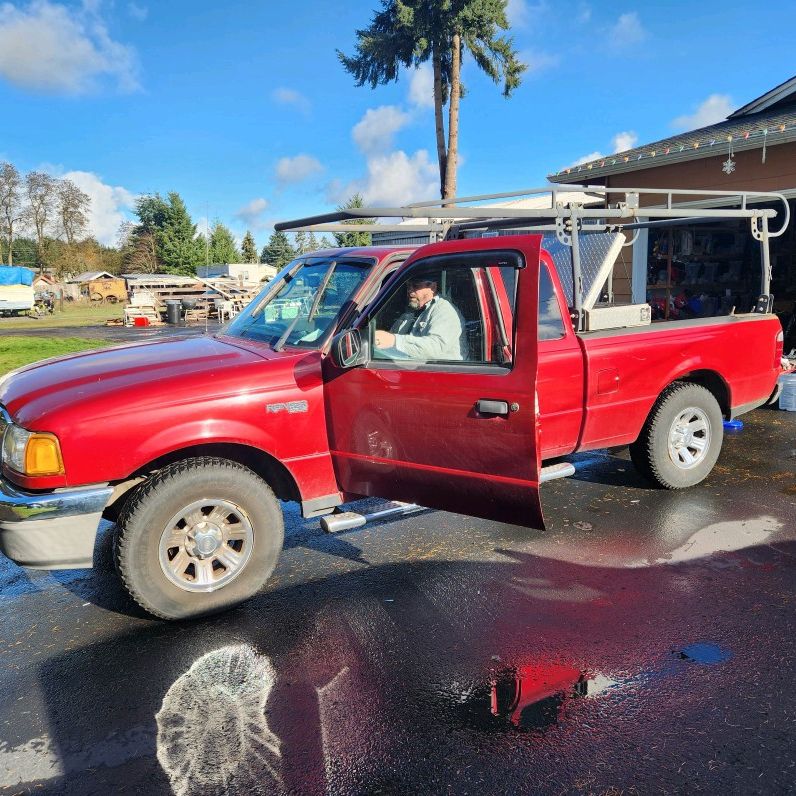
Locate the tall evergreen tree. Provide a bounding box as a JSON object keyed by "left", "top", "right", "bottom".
{"left": 260, "top": 230, "right": 297, "bottom": 269}
{"left": 307, "top": 231, "right": 320, "bottom": 252}
{"left": 241, "top": 230, "right": 258, "bottom": 263}
{"left": 157, "top": 192, "right": 205, "bottom": 275}
{"left": 209, "top": 221, "right": 241, "bottom": 264}
{"left": 333, "top": 194, "right": 374, "bottom": 247}
{"left": 339, "top": 0, "right": 525, "bottom": 201}
{"left": 294, "top": 230, "right": 308, "bottom": 254}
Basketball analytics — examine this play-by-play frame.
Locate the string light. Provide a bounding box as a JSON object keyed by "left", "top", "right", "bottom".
{"left": 554, "top": 118, "right": 794, "bottom": 175}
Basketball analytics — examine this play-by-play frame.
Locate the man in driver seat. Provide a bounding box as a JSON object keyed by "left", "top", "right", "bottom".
{"left": 374, "top": 276, "right": 467, "bottom": 361}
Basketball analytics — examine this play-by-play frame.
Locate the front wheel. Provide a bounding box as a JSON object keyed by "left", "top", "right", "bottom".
{"left": 629, "top": 382, "right": 724, "bottom": 489}
{"left": 115, "top": 457, "right": 284, "bottom": 620}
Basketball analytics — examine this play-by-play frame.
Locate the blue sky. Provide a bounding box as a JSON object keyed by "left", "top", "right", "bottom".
{"left": 1, "top": 0, "right": 794, "bottom": 249}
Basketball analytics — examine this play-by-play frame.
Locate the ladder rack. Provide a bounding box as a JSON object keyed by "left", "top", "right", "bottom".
{"left": 275, "top": 185, "right": 790, "bottom": 331}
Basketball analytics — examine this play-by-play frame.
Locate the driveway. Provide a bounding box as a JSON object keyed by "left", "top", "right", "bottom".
{"left": 0, "top": 409, "right": 794, "bottom": 794}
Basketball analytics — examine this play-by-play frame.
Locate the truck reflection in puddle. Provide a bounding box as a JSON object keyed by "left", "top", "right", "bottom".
{"left": 490, "top": 663, "right": 587, "bottom": 731}
{"left": 455, "top": 662, "right": 617, "bottom": 734}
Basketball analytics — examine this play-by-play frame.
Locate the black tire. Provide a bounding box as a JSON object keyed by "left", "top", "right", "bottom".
{"left": 629, "top": 382, "right": 724, "bottom": 490}
{"left": 115, "top": 457, "right": 284, "bottom": 620}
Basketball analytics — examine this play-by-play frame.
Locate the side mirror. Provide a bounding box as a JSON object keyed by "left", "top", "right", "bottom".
{"left": 330, "top": 328, "right": 368, "bottom": 368}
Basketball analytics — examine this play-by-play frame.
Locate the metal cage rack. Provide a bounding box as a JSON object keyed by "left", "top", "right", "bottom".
{"left": 275, "top": 185, "right": 790, "bottom": 331}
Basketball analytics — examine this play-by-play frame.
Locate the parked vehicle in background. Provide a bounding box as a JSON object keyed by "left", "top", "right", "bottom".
{"left": 0, "top": 266, "right": 35, "bottom": 317}
{"left": 0, "top": 187, "right": 788, "bottom": 620}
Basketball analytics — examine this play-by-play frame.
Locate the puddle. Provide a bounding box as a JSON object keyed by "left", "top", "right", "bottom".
{"left": 449, "top": 663, "right": 616, "bottom": 734}
{"left": 674, "top": 642, "right": 732, "bottom": 665}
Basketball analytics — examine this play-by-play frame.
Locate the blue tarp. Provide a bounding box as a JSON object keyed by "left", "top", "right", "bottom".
{"left": 0, "top": 266, "right": 34, "bottom": 286}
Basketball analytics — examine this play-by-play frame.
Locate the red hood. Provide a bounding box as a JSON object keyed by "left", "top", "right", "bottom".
{"left": 0, "top": 334, "right": 304, "bottom": 430}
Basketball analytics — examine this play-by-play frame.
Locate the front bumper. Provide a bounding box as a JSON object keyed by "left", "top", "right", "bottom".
{"left": 0, "top": 477, "right": 113, "bottom": 569}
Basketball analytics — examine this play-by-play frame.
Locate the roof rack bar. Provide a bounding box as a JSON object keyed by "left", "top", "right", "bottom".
{"left": 620, "top": 216, "right": 733, "bottom": 230}
{"left": 404, "top": 186, "right": 577, "bottom": 208}
{"left": 288, "top": 224, "right": 446, "bottom": 234}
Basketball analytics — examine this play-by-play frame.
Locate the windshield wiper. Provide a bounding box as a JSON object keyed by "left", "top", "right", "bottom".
{"left": 272, "top": 261, "right": 336, "bottom": 352}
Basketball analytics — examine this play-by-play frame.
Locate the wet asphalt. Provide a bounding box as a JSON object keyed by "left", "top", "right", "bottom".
{"left": 0, "top": 332, "right": 795, "bottom": 794}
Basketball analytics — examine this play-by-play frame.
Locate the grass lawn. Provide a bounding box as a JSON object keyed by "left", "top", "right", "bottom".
{"left": 0, "top": 336, "right": 114, "bottom": 375}
{"left": 0, "top": 301, "right": 124, "bottom": 330}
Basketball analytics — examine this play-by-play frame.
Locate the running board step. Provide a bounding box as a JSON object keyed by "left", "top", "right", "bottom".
{"left": 540, "top": 462, "right": 576, "bottom": 483}
{"left": 321, "top": 502, "right": 424, "bottom": 533}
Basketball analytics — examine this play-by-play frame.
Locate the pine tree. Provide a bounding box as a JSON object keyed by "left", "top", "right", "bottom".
{"left": 157, "top": 192, "right": 205, "bottom": 275}
{"left": 294, "top": 230, "right": 308, "bottom": 254}
{"left": 260, "top": 230, "right": 297, "bottom": 269}
{"left": 333, "top": 194, "right": 373, "bottom": 248}
{"left": 209, "top": 221, "right": 241, "bottom": 264}
{"left": 241, "top": 230, "right": 258, "bottom": 263}
{"left": 307, "top": 231, "right": 320, "bottom": 252}
{"left": 319, "top": 235, "right": 335, "bottom": 250}
{"left": 339, "top": 0, "right": 525, "bottom": 201}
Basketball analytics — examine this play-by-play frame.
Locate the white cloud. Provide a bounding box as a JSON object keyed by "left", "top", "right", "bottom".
{"left": 408, "top": 65, "right": 434, "bottom": 109}
{"left": 62, "top": 170, "right": 136, "bottom": 245}
{"left": 608, "top": 12, "right": 647, "bottom": 50}
{"left": 329, "top": 149, "right": 438, "bottom": 207}
{"left": 274, "top": 154, "right": 324, "bottom": 186}
{"left": 506, "top": 0, "right": 546, "bottom": 28}
{"left": 671, "top": 94, "right": 734, "bottom": 131}
{"left": 271, "top": 87, "right": 310, "bottom": 115}
{"left": 612, "top": 130, "right": 638, "bottom": 152}
{"left": 571, "top": 151, "right": 603, "bottom": 167}
{"left": 352, "top": 105, "right": 411, "bottom": 153}
{"left": 0, "top": 1, "right": 139, "bottom": 94}
{"left": 235, "top": 197, "right": 270, "bottom": 230}
{"left": 520, "top": 50, "right": 560, "bottom": 75}
{"left": 193, "top": 215, "right": 210, "bottom": 241}
{"left": 127, "top": 2, "right": 147, "bottom": 20}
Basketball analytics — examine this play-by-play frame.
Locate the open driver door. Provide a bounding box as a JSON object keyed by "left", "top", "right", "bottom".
{"left": 322, "top": 235, "right": 544, "bottom": 529}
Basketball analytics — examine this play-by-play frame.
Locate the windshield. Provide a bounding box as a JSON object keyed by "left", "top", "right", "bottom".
{"left": 224, "top": 257, "right": 371, "bottom": 349}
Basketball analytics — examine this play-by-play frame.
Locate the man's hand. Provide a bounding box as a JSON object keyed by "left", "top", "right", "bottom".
{"left": 374, "top": 330, "right": 396, "bottom": 348}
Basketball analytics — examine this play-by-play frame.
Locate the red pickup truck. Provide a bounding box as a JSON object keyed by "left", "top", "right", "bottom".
{"left": 0, "top": 197, "right": 785, "bottom": 619}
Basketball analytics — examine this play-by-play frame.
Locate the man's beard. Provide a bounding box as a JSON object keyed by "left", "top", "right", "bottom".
{"left": 408, "top": 297, "right": 420, "bottom": 310}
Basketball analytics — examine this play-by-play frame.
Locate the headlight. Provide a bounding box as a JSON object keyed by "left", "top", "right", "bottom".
{"left": 2, "top": 424, "right": 65, "bottom": 476}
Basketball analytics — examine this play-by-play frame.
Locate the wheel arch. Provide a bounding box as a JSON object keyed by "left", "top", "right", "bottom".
{"left": 103, "top": 442, "right": 301, "bottom": 521}
{"left": 674, "top": 369, "right": 731, "bottom": 418}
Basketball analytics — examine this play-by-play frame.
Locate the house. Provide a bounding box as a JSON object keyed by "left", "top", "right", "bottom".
{"left": 549, "top": 75, "right": 796, "bottom": 336}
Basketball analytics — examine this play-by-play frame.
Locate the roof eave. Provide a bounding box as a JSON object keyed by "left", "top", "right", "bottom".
{"left": 549, "top": 132, "right": 796, "bottom": 184}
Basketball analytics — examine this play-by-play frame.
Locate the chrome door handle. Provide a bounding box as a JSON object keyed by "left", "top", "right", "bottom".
{"left": 477, "top": 399, "right": 509, "bottom": 416}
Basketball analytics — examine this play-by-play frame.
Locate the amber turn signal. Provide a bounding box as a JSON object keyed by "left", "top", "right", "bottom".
{"left": 24, "top": 434, "right": 65, "bottom": 476}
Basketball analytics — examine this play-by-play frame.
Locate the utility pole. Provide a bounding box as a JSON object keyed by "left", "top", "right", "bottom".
{"left": 205, "top": 202, "right": 210, "bottom": 266}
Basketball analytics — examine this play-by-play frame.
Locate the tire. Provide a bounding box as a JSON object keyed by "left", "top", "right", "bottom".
{"left": 115, "top": 457, "right": 284, "bottom": 620}
{"left": 629, "top": 382, "right": 724, "bottom": 490}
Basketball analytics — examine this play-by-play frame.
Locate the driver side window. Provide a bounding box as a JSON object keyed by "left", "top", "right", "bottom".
{"left": 369, "top": 252, "right": 520, "bottom": 368}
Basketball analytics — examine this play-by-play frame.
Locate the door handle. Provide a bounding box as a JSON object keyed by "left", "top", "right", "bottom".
{"left": 477, "top": 399, "right": 509, "bottom": 416}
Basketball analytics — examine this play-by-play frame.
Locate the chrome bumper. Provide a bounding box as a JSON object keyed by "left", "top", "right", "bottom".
{"left": 0, "top": 478, "right": 113, "bottom": 569}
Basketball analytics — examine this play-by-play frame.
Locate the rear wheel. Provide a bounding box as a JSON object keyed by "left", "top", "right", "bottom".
{"left": 629, "top": 382, "right": 724, "bottom": 489}
{"left": 115, "top": 457, "right": 284, "bottom": 620}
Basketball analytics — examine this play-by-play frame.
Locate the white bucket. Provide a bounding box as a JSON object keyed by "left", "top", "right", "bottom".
{"left": 779, "top": 373, "right": 796, "bottom": 411}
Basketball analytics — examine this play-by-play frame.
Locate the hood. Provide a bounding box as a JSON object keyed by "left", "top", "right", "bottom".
{"left": 0, "top": 335, "right": 306, "bottom": 430}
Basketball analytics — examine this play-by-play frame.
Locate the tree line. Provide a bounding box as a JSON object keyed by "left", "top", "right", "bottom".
{"left": 0, "top": 158, "right": 375, "bottom": 278}
{"left": 0, "top": 162, "right": 100, "bottom": 276}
